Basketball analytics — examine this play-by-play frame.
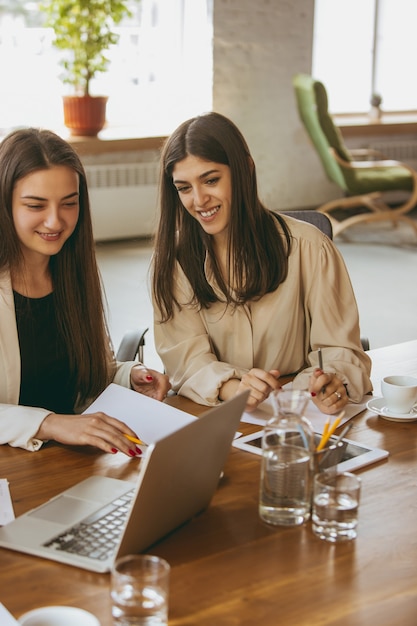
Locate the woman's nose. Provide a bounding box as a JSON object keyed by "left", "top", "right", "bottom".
{"left": 193, "top": 187, "right": 210, "bottom": 207}
{"left": 43, "top": 207, "right": 62, "bottom": 229}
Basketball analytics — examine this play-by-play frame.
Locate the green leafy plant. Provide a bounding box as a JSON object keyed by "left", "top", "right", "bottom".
{"left": 40, "top": 0, "right": 136, "bottom": 96}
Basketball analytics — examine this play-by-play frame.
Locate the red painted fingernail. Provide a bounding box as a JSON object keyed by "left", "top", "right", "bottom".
{"left": 145, "top": 375, "right": 153, "bottom": 381}
{"left": 111, "top": 448, "right": 118, "bottom": 454}
{"left": 135, "top": 446, "right": 142, "bottom": 455}
{"left": 128, "top": 449, "right": 136, "bottom": 457}
{"left": 311, "top": 392, "right": 317, "bottom": 397}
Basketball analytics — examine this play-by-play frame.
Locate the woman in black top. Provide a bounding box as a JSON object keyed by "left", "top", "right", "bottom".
{"left": 0, "top": 128, "right": 170, "bottom": 453}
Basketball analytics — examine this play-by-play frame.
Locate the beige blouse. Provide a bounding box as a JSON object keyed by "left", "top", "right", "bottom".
{"left": 154, "top": 215, "right": 372, "bottom": 406}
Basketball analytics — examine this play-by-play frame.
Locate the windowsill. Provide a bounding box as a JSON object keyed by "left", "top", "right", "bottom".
{"left": 0, "top": 123, "right": 168, "bottom": 156}
{"left": 335, "top": 111, "right": 417, "bottom": 138}
{"left": 65, "top": 127, "right": 168, "bottom": 156}
{"left": 54, "top": 112, "right": 417, "bottom": 156}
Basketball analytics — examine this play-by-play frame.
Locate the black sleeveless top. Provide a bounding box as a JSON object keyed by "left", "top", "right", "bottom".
{"left": 14, "top": 291, "right": 77, "bottom": 414}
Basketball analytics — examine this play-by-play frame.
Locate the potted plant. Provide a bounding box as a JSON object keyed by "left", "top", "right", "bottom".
{"left": 40, "top": 0, "right": 137, "bottom": 137}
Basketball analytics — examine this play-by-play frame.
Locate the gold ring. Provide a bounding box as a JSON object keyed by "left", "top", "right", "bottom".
{"left": 334, "top": 391, "right": 342, "bottom": 400}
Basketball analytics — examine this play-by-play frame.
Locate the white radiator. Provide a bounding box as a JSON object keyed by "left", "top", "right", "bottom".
{"left": 368, "top": 140, "right": 417, "bottom": 169}
{"left": 85, "top": 162, "right": 159, "bottom": 241}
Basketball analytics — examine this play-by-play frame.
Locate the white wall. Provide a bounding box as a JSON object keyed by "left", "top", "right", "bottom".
{"left": 211, "top": 0, "right": 339, "bottom": 210}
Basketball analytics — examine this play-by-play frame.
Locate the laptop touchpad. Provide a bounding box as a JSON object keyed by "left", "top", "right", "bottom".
{"left": 28, "top": 496, "right": 96, "bottom": 525}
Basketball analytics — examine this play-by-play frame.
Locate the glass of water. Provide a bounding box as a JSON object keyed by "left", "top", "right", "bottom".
{"left": 111, "top": 554, "right": 170, "bottom": 625}
{"left": 312, "top": 471, "right": 361, "bottom": 542}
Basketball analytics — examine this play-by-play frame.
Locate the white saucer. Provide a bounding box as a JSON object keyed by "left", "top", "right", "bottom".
{"left": 366, "top": 397, "right": 417, "bottom": 422}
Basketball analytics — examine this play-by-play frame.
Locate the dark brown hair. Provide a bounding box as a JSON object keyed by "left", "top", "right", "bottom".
{"left": 0, "top": 128, "right": 113, "bottom": 402}
{"left": 152, "top": 112, "right": 291, "bottom": 321}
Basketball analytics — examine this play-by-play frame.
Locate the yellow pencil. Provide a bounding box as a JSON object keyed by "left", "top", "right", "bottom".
{"left": 317, "top": 417, "right": 330, "bottom": 451}
{"left": 124, "top": 434, "right": 147, "bottom": 446}
{"left": 316, "top": 412, "right": 345, "bottom": 452}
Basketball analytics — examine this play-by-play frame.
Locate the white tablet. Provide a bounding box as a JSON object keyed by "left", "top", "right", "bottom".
{"left": 233, "top": 431, "right": 389, "bottom": 473}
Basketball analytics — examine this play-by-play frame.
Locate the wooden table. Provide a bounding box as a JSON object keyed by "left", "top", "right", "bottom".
{"left": 1, "top": 340, "right": 417, "bottom": 625}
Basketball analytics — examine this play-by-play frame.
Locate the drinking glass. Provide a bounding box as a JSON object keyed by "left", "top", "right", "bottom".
{"left": 111, "top": 554, "right": 170, "bottom": 626}
{"left": 312, "top": 471, "right": 361, "bottom": 542}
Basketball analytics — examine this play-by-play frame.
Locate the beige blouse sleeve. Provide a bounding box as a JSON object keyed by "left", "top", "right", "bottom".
{"left": 290, "top": 232, "right": 372, "bottom": 402}
{"left": 153, "top": 266, "right": 246, "bottom": 406}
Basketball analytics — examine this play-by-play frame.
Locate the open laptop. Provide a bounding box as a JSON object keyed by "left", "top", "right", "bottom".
{"left": 0, "top": 391, "right": 249, "bottom": 573}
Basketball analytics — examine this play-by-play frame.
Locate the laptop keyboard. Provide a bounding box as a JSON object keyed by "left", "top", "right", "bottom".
{"left": 43, "top": 489, "right": 134, "bottom": 561}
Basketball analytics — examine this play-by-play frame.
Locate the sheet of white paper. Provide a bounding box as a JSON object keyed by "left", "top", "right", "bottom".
{"left": 0, "top": 479, "right": 15, "bottom": 526}
{"left": 240, "top": 382, "right": 369, "bottom": 434}
{"left": 0, "top": 603, "right": 19, "bottom": 625}
{"left": 83, "top": 383, "right": 197, "bottom": 444}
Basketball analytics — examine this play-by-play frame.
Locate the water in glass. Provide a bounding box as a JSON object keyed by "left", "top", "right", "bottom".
{"left": 312, "top": 491, "right": 359, "bottom": 542}
{"left": 259, "top": 443, "right": 311, "bottom": 525}
{"left": 312, "top": 471, "right": 361, "bottom": 542}
{"left": 259, "top": 389, "right": 314, "bottom": 526}
{"left": 111, "top": 584, "right": 167, "bottom": 625}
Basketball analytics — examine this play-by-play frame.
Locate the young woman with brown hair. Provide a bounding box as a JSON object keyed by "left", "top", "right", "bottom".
{"left": 152, "top": 112, "right": 371, "bottom": 413}
{"left": 0, "top": 128, "right": 170, "bottom": 452}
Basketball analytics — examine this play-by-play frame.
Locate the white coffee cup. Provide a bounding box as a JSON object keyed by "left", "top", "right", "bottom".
{"left": 18, "top": 606, "right": 100, "bottom": 626}
{"left": 381, "top": 375, "right": 417, "bottom": 414}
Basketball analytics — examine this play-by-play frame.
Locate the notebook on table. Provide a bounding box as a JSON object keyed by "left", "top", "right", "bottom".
{"left": 0, "top": 391, "right": 249, "bottom": 573}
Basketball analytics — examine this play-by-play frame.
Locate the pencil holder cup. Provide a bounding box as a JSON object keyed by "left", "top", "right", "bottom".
{"left": 312, "top": 438, "right": 347, "bottom": 477}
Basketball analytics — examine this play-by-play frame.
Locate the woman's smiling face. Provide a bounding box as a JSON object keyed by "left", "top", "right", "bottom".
{"left": 12, "top": 165, "right": 79, "bottom": 263}
{"left": 173, "top": 155, "right": 232, "bottom": 242}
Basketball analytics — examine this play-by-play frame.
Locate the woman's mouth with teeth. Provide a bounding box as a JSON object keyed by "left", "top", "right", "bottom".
{"left": 199, "top": 206, "right": 220, "bottom": 218}
{"left": 37, "top": 231, "right": 61, "bottom": 240}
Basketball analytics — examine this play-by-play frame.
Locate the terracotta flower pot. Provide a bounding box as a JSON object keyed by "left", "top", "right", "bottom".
{"left": 62, "top": 95, "right": 108, "bottom": 137}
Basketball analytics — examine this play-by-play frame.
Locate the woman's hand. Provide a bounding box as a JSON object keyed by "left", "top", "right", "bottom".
{"left": 234, "top": 368, "right": 281, "bottom": 412}
{"left": 36, "top": 412, "right": 143, "bottom": 457}
{"left": 130, "top": 365, "right": 171, "bottom": 401}
{"left": 309, "top": 368, "right": 348, "bottom": 414}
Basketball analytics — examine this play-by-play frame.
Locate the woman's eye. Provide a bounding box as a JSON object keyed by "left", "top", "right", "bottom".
{"left": 176, "top": 186, "right": 190, "bottom": 194}
{"left": 206, "top": 177, "right": 219, "bottom": 186}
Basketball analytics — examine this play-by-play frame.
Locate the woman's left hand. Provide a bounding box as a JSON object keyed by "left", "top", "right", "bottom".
{"left": 309, "top": 368, "right": 348, "bottom": 414}
{"left": 130, "top": 365, "right": 171, "bottom": 401}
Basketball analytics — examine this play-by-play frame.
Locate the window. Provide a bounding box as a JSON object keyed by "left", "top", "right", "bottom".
{"left": 312, "top": 0, "right": 417, "bottom": 114}
{"left": 0, "top": 0, "right": 212, "bottom": 137}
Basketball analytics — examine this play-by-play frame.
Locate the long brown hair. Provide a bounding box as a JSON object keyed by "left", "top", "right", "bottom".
{"left": 0, "top": 128, "right": 113, "bottom": 402}
{"left": 152, "top": 112, "right": 291, "bottom": 322}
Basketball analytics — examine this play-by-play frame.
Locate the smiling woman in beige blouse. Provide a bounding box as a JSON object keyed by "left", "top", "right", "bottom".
{"left": 152, "top": 112, "right": 372, "bottom": 414}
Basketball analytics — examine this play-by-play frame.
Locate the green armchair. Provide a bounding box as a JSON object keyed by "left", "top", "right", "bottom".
{"left": 293, "top": 73, "right": 417, "bottom": 237}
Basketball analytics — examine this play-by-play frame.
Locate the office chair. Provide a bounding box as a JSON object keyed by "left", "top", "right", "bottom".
{"left": 293, "top": 73, "right": 417, "bottom": 238}
{"left": 281, "top": 209, "right": 369, "bottom": 350}
{"left": 281, "top": 209, "right": 333, "bottom": 239}
{"left": 116, "top": 327, "right": 148, "bottom": 362}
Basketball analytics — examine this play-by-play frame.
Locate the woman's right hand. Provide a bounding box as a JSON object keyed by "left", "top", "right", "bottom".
{"left": 238, "top": 368, "right": 281, "bottom": 411}
{"left": 35, "top": 412, "right": 143, "bottom": 457}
